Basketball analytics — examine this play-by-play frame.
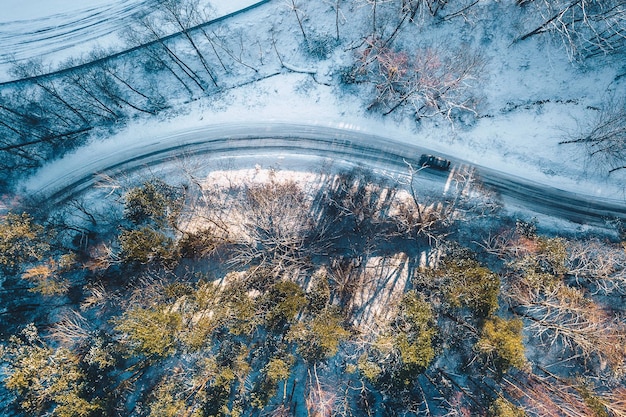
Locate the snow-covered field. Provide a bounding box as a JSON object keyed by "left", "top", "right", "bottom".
{"left": 3, "top": 0, "right": 625, "bottom": 223}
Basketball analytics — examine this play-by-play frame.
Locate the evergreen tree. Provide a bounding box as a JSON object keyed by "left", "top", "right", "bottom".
{"left": 1, "top": 324, "right": 101, "bottom": 417}
{"left": 118, "top": 226, "right": 179, "bottom": 267}
{"left": 123, "top": 179, "right": 184, "bottom": 228}
{"left": 0, "top": 212, "right": 50, "bottom": 271}
{"left": 114, "top": 306, "right": 183, "bottom": 358}
{"left": 476, "top": 317, "right": 526, "bottom": 374}
{"left": 288, "top": 307, "right": 349, "bottom": 362}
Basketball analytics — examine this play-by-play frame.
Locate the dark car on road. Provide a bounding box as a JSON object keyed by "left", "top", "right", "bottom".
{"left": 419, "top": 154, "right": 451, "bottom": 170}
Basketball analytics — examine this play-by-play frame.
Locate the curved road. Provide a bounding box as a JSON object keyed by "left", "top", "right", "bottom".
{"left": 26, "top": 123, "right": 626, "bottom": 229}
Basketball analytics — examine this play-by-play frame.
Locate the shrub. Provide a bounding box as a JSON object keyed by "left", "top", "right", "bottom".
{"left": 476, "top": 317, "right": 526, "bottom": 374}
{"left": 123, "top": 179, "right": 184, "bottom": 227}
{"left": 535, "top": 237, "right": 567, "bottom": 275}
{"left": 357, "top": 353, "right": 382, "bottom": 382}
{"left": 489, "top": 397, "right": 526, "bottom": 417}
{"left": 22, "top": 260, "right": 70, "bottom": 296}
{"left": 444, "top": 258, "right": 500, "bottom": 318}
{"left": 393, "top": 291, "right": 436, "bottom": 378}
{"left": 288, "top": 307, "right": 349, "bottom": 363}
{"left": 114, "top": 306, "right": 182, "bottom": 358}
{"left": 263, "top": 281, "right": 308, "bottom": 330}
{"left": 306, "top": 267, "right": 331, "bottom": 313}
{"left": 148, "top": 380, "right": 188, "bottom": 417}
{"left": 361, "top": 291, "right": 436, "bottom": 388}
{"left": 575, "top": 379, "right": 609, "bottom": 417}
{"left": 178, "top": 228, "right": 220, "bottom": 259}
{"left": 118, "top": 226, "right": 178, "bottom": 267}
{"left": 265, "top": 357, "right": 292, "bottom": 384}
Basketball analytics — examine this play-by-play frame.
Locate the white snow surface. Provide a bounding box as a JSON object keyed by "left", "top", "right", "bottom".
{"left": 5, "top": 0, "right": 626, "bottom": 219}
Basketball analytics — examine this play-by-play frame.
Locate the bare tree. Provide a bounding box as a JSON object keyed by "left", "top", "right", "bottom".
{"left": 64, "top": 65, "right": 122, "bottom": 122}
{"left": 401, "top": 0, "right": 449, "bottom": 20}
{"left": 127, "top": 14, "right": 209, "bottom": 95}
{"left": 155, "top": 0, "right": 219, "bottom": 87}
{"left": 518, "top": 0, "right": 626, "bottom": 60}
{"left": 565, "top": 238, "right": 626, "bottom": 294}
{"left": 398, "top": 0, "right": 480, "bottom": 24}
{"left": 205, "top": 28, "right": 260, "bottom": 73}
{"left": 390, "top": 162, "right": 454, "bottom": 241}
{"left": 139, "top": 42, "right": 197, "bottom": 98}
{"left": 11, "top": 60, "right": 90, "bottom": 126}
{"left": 559, "top": 96, "right": 626, "bottom": 173}
{"left": 333, "top": 0, "right": 344, "bottom": 40}
{"left": 48, "top": 310, "right": 92, "bottom": 348}
{"left": 0, "top": 92, "right": 58, "bottom": 175}
{"left": 354, "top": 0, "right": 395, "bottom": 37}
{"left": 73, "top": 55, "right": 160, "bottom": 115}
{"left": 319, "top": 171, "right": 396, "bottom": 234}
{"left": 181, "top": 171, "right": 325, "bottom": 274}
{"left": 502, "top": 371, "right": 604, "bottom": 417}
{"left": 506, "top": 275, "right": 626, "bottom": 371}
{"left": 354, "top": 38, "right": 484, "bottom": 121}
{"left": 90, "top": 48, "right": 165, "bottom": 112}
{"left": 304, "top": 366, "right": 340, "bottom": 416}
{"left": 286, "top": 0, "right": 309, "bottom": 42}
{"left": 231, "top": 177, "right": 317, "bottom": 271}
{"left": 478, "top": 224, "right": 550, "bottom": 261}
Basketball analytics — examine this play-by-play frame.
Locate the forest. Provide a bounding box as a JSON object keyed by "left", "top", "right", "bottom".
{"left": 1, "top": 0, "right": 626, "bottom": 416}
{"left": 1, "top": 162, "right": 625, "bottom": 416}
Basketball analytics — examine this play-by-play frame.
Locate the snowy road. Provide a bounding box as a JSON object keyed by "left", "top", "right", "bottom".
{"left": 26, "top": 123, "right": 626, "bottom": 228}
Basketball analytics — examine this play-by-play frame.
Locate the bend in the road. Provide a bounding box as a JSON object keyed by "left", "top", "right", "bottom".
{"left": 23, "top": 123, "right": 626, "bottom": 229}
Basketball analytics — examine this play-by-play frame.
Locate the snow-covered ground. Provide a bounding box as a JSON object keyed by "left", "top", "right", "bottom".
{"left": 4, "top": 0, "right": 626, "bottom": 223}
